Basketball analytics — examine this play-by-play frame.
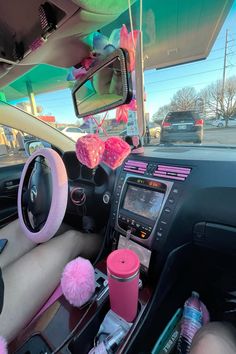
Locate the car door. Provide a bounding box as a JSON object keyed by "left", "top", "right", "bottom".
{"left": 0, "top": 126, "right": 28, "bottom": 228}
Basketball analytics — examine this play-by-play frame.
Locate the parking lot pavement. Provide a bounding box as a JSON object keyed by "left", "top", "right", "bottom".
{"left": 202, "top": 127, "right": 236, "bottom": 145}
{"left": 0, "top": 154, "right": 26, "bottom": 167}
{"left": 150, "top": 127, "right": 236, "bottom": 146}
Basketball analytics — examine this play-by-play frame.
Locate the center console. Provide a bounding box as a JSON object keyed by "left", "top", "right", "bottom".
{"left": 110, "top": 159, "right": 187, "bottom": 268}
{"left": 116, "top": 175, "right": 173, "bottom": 245}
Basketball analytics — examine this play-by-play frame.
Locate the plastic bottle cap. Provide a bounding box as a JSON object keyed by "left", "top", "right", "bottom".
{"left": 107, "top": 249, "right": 140, "bottom": 279}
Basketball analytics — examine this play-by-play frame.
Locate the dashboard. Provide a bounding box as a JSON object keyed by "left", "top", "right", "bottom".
{"left": 63, "top": 145, "right": 236, "bottom": 270}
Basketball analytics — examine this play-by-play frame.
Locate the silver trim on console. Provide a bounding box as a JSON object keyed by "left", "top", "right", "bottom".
{"left": 115, "top": 173, "right": 173, "bottom": 248}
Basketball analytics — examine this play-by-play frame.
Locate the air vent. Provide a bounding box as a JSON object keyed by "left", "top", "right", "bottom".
{"left": 153, "top": 164, "right": 191, "bottom": 181}
{"left": 124, "top": 160, "right": 148, "bottom": 174}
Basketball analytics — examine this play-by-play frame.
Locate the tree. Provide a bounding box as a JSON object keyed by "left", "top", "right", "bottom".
{"left": 152, "top": 104, "right": 172, "bottom": 123}
{"left": 200, "top": 76, "right": 236, "bottom": 126}
{"left": 170, "top": 87, "right": 198, "bottom": 111}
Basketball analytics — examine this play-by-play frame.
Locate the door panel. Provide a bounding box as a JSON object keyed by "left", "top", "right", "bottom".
{"left": 0, "top": 164, "right": 24, "bottom": 228}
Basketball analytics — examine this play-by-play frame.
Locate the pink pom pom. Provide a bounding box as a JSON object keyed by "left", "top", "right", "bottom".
{"left": 102, "top": 137, "right": 131, "bottom": 169}
{"left": 76, "top": 134, "right": 105, "bottom": 169}
{"left": 61, "top": 257, "right": 95, "bottom": 307}
{"left": 0, "top": 337, "right": 7, "bottom": 354}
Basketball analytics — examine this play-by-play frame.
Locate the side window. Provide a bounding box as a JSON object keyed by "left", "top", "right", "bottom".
{"left": 0, "top": 125, "right": 50, "bottom": 168}
{"left": 0, "top": 125, "right": 28, "bottom": 167}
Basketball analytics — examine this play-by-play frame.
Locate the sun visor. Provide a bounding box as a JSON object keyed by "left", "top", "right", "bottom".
{"left": 71, "top": 0, "right": 136, "bottom": 15}
{"left": 101, "top": 0, "right": 234, "bottom": 70}
{"left": 0, "top": 0, "right": 138, "bottom": 87}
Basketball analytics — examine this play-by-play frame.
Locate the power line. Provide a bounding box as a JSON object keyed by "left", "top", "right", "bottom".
{"left": 146, "top": 80, "right": 214, "bottom": 95}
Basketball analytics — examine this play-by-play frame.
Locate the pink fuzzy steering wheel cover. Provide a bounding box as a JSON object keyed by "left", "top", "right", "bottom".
{"left": 17, "top": 148, "right": 68, "bottom": 243}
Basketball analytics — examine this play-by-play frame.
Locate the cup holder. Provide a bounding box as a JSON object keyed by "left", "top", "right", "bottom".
{"left": 14, "top": 334, "right": 52, "bottom": 354}
{"left": 68, "top": 299, "right": 142, "bottom": 354}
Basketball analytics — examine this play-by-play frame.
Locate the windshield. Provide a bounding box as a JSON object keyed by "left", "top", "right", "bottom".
{"left": 0, "top": 1, "right": 235, "bottom": 147}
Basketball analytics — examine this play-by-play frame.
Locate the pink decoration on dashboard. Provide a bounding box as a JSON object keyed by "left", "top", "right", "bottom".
{"left": 73, "top": 67, "right": 88, "bottom": 80}
{"left": 116, "top": 99, "right": 137, "bottom": 123}
{"left": 128, "top": 99, "right": 137, "bottom": 111}
{"left": 61, "top": 257, "right": 95, "bottom": 307}
{"left": 116, "top": 105, "right": 128, "bottom": 123}
{"left": 81, "top": 55, "right": 96, "bottom": 70}
{"left": 0, "top": 337, "right": 7, "bottom": 354}
{"left": 76, "top": 134, "right": 105, "bottom": 169}
{"left": 132, "top": 136, "right": 139, "bottom": 147}
{"left": 120, "top": 25, "right": 139, "bottom": 72}
{"left": 102, "top": 137, "right": 131, "bottom": 169}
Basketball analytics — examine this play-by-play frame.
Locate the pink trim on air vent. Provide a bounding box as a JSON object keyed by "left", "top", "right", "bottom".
{"left": 124, "top": 160, "right": 148, "bottom": 174}
{"left": 154, "top": 164, "right": 191, "bottom": 181}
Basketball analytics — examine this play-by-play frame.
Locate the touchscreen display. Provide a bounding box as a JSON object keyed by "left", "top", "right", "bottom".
{"left": 123, "top": 185, "right": 165, "bottom": 220}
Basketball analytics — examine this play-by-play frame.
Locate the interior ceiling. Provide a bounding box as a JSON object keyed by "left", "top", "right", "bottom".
{"left": 0, "top": 0, "right": 234, "bottom": 100}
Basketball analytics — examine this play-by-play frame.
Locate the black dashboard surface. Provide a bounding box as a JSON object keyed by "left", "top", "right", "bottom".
{"left": 62, "top": 146, "right": 236, "bottom": 257}
{"left": 112, "top": 145, "right": 236, "bottom": 257}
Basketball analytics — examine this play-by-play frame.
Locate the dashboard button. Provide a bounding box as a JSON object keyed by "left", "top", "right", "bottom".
{"left": 140, "top": 231, "right": 147, "bottom": 238}
{"left": 164, "top": 207, "right": 171, "bottom": 213}
{"left": 172, "top": 188, "right": 179, "bottom": 194}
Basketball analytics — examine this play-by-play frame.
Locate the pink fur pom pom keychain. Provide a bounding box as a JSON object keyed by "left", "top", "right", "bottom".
{"left": 0, "top": 337, "right": 7, "bottom": 354}
{"left": 61, "top": 257, "right": 95, "bottom": 308}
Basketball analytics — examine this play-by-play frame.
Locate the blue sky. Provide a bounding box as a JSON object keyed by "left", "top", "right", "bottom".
{"left": 14, "top": 0, "right": 236, "bottom": 124}
{"left": 145, "top": 0, "right": 236, "bottom": 117}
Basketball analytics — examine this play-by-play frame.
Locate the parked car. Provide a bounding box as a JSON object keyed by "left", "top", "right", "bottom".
{"left": 210, "top": 117, "right": 236, "bottom": 128}
{"left": 160, "top": 110, "right": 204, "bottom": 144}
{"left": 149, "top": 123, "right": 161, "bottom": 138}
{"left": 61, "top": 126, "right": 86, "bottom": 141}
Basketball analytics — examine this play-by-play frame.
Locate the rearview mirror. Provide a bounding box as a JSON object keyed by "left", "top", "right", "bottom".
{"left": 72, "top": 49, "right": 132, "bottom": 118}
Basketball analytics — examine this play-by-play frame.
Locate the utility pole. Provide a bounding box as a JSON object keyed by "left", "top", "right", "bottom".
{"left": 221, "top": 29, "right": 229, "bottom": 122}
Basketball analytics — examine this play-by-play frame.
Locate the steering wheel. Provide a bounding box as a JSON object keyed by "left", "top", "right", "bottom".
{"left": 17, "top": 148, "right": 68, "bottom": 243}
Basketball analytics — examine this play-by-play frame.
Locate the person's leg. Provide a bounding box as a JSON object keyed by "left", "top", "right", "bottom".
{"left": 0, "top": 229, "right": 102, "bottom": 341}
{"left": 0, "top": 219, "right": 36, "bottom": 269}
{"left": 0, "top": 219, "right": 73, "bottom": 269}
{"left": 190, "top": 322, "right": 236, "bottom": 354}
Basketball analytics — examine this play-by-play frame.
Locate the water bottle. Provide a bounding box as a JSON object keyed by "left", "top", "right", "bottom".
{"left": 177, "top": 291, "right": 209, "bottom": 354}
{"left": 88, "top": 327, "right": 125, "bottom": 354}
{"left": 107, "top": 249, "right": 140, "bottom": 322}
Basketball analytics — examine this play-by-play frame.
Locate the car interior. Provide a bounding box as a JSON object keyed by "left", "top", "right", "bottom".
{"left": 0, "top": 0, "right": 236, "bottom": 354}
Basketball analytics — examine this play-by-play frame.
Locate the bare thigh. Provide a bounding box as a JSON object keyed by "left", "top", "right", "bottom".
{"left": 190, "top": 322, "right": 236, "bottom": 354}
{"left": 0, "top": 229, "right": 102, "bottom": 341}
{"left": 0, "top": 219, "right": 73, "bottom": 269}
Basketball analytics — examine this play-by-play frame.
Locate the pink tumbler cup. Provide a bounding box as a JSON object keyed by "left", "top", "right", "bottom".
{"left": 107, "top": 249, "right": 140, "bottom": 322}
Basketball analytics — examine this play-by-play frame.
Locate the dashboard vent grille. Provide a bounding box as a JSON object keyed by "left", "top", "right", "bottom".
{"left": 124, "top": 160, "right": 148, "bottom": 174}
{"left": 153, "top": 164, "right": 191, "bottom": 181}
